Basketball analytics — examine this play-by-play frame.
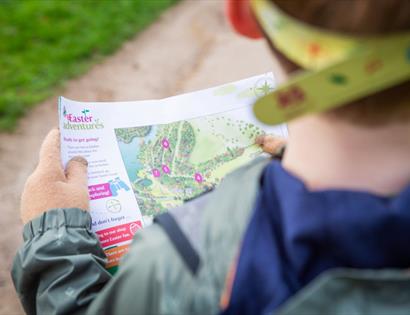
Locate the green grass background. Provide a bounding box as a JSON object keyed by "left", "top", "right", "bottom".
{"left": 0, "top": 0, "right": 178, "bottom": 131}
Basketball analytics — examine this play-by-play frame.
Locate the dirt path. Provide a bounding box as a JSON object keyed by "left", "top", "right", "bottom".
{"left": 0, "top": 1, "right": 274, "bottom": 313}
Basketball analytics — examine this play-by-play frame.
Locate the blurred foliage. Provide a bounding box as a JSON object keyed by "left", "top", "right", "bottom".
{"left": 0, "top": 0, "right": 178, "bottom": 131}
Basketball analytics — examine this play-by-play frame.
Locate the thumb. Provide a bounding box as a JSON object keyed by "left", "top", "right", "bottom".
{"left": 256, "top": 135, "right": 286, "bottom": 155}
{"left": 65, "top": 156, "right": 88, "bottom": 187}
{"left": 37, "top": 129, "right": 65, "bottom": 180}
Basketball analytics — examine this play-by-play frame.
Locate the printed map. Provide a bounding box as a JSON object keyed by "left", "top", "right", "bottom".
{"left": 115, "top": 111, "right": 264, "bottom": 217}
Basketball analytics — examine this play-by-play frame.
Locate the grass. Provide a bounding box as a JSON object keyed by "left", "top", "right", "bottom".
{"left": 0, "top": 0, "right": 179, "bottom": 131}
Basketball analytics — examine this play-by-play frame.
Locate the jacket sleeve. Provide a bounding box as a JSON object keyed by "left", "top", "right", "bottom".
{"left": 11, "top": 208, "right": 112, "bottom": 315}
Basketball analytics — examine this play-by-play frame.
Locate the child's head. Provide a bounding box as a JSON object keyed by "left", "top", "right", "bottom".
{"left": 226, "top": 0, "right": 410, "bottom": 126}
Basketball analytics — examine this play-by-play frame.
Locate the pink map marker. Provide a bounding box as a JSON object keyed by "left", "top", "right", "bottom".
{"left": 194, "top": 173, "right": 203, "bottom": 183}
{"left": 162, "top": 164, "right": 170, "bottom": 174}
{"left": 152, "top": 168, "right": 161, "bottom": 177}
{"left": 162, "top": 138, "right": 170, "bottom": 149}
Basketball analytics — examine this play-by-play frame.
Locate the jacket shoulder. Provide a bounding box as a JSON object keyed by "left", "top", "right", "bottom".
{"left": 188, "top": 157, "right": 271, "bottom": 313}
{"left": 278, "top": 268, "right": 410, "bottom": 315}
{"left": 87, "top": 223, "right": 192, "bottom": 315}
{"left": 88, "top": 157, "right": 271, "bottom": 315}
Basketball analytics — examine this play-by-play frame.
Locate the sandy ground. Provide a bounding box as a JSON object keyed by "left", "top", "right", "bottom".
{"left": 0, "top": 1, "right": 276, "bottom": 314}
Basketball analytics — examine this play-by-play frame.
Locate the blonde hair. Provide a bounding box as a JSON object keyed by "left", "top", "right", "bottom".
{"left": 270, "top": 0, "right": 410, "bottom": 126}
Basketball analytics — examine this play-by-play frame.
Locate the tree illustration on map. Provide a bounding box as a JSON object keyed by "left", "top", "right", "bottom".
{"left": 115, "top": 112, "right": 264, "bottom": 217}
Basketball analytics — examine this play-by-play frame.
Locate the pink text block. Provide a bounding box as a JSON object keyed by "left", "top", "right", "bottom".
{"left": 96, "top": 221, "right": 142, "bottom": 248}
{"left": 89, "top": 183, "right": 112, "bottom": 200}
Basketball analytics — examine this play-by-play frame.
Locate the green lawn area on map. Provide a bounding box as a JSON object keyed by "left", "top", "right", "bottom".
{"left": 115, "top": 112, "right": 264, "bottom": 217}
{"left": 0, "top": 0, "right": 177, "bottom": 130}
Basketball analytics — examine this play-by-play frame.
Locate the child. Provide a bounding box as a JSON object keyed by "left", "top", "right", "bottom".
{"left": 12, "top": 0, "right": 410, "bottom": 314}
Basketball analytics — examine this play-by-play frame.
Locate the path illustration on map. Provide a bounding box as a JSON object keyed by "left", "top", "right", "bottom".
{"left": 115, "top": 111, "right": 264, "bottom": 217}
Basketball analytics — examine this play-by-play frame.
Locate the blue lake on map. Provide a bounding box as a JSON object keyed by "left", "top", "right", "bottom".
{"left": 116, "top": 126, "right": 157, "bottom": 183}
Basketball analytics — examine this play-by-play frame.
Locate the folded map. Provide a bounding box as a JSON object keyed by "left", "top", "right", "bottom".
{"left": 58, "top": 73, "right": 287, "bottom": 272}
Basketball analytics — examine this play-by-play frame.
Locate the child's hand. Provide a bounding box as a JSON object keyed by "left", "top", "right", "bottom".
{"left": 20, "top": 129, "right": 89, "bottom": 224}
{"left": 255, "top": 134, "right": 286, "bottom": 156}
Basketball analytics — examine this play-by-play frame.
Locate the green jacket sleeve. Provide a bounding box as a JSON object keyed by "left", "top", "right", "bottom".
{"left": 11, "top": 208, "right": 112, "bottom": 315}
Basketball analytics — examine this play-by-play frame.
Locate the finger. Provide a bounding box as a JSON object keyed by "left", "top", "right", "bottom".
{"left": 255, "top": 135, "right": 265, "bottom": 145}
{"left": 65, "top": 156, "right": 88, "bottom": 187}
{"left": 37, "top": 129, "right": 65, "bottom": 180}
{"left": 255, "top": 134, "right": 279, "bottom": 146}
{"left": 263, "top": 138, "right": 286, "bottom": 155}
{"left": 255, "top": 135, "right": 279, "bottom": 148}
{"left": 255, "top": 134, "right": 286, "bottom": 154}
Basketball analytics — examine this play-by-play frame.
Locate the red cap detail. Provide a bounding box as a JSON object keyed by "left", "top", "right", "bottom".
{"left": 225, "top": 0, "right": 263, "bottom": 39}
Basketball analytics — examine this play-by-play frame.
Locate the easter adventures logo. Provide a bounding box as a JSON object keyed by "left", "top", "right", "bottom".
{"left": 62, "top": 107, "right": 104, "bottom": 130}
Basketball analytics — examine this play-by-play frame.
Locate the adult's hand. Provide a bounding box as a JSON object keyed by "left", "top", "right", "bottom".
{"left": 20, "top": 129, "right": 89, "bottom": 224}
{"left": 255, "top": 134, "right": 286, "bottom": 156}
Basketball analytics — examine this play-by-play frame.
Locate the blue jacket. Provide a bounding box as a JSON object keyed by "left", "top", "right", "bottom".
{"left": 223, "top": 161, "right": 410, "bottom": 315}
